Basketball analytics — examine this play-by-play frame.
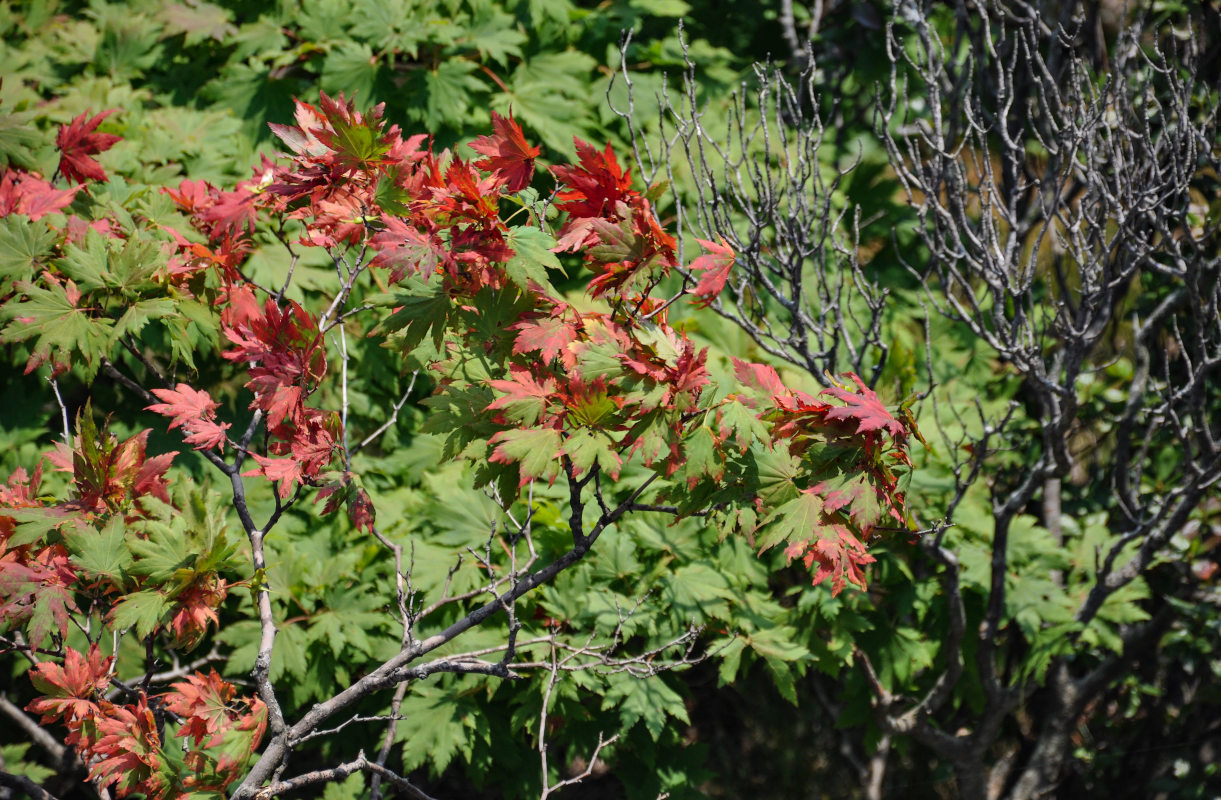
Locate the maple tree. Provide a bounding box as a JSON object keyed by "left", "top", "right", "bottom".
{"left": 0, "top": 90, "right": 917, "bottom": 797}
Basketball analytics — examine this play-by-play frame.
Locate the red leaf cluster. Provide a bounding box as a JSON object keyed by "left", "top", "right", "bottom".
{"left": 469, "top": 110, "right": 540, "bottom": 193}
{"left": 56, "top": 110, "right": 122, "bottom": 185}
{"left": 729, "top": 359, "right": 912, "bottom": 594}
{"left": 548, "top": 140, "right": 691, "bottom": 301}
{"left": 0, "top": 169, "right": 84, "bottom": 220}
{"left": 25, "top": 649, "right": 265, "bottom": 799}
{"left": 147, "top": 383, "right": 232, "bottom": 452}
{"left": 215, "top": 287, "right": 337, "bottom": 499}
{"left": 0, "top": 466, "right": 80, "bottom": 645}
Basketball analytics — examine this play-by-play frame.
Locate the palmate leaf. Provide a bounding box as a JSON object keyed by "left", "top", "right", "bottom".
{"left": 757, "top": 489, "right": 825, "bottom": 552}
{"left": 820, "top": 471, "right": 890, "bottom": 529}
{"left": 489, "top": 427, "right": 562, "bottom": 485}
{"left": 504, "top": 225, "right": 561, "bottom": 293}
{"left": 375, "top": 277, "right": 454, "bottom": 352}
{"left": 458, "top": 4, "right": 526, "bottom": 67}
{"left": 511, "top": 314, "right": 578, "bottom": 365}
{"left": 718, "top": 398, "right": 770, "bottom": 453}
{"left": 55, "top": 110, "right": 122, "bottom": 184}
{"left": 560, "top": 427, "right": 622, "bottom": 479}
{"left": 752, "top": 444, "right": 801, "bottom": 507}
{"left": 58, "top": 229, "right": 166, "bottom": 294}
{"left": 0, "top": 110, "right": 42, "bottom": 170}
{"left": 603, "top": 672, "right": 689, "bottom": 740}
{"left": 688, "top": 234, "right": 735, "bottom": 308}
{"left": 412, "top": 59, "right": 486, "bottom": 131}
{"left": 486, "top": 366, "right": 553, "bottom": 427}
{"left": 469, "top": 113, "right": 539, "bottom": 192}
{"left": 0, "top": 216, "right": 57, "bottom": 292}
{"left": 0, "top": 279, "right": 115, "bottom": 374}
{"left": 158, "top": 0, "right": 238, "bottom": 46}
{"left": 127, "top": 520, "right": 197, "bottom": 583}
{"left": 66, "top": 517, "right": 134, "bottom": 588}
{"left": 822, "top": 373, "right": 906, "bottom": 438}
{"left": 320, "top": 42, "right": 383, "bottom": 105}
{"left": 397, "top": 685, "right": 477, "bottom": 775}
{"left": 114, "top": 298, "right": 177, "bottom": 339}
{"left": 109, "top": 589, "right": 171, "bottom": 639}
{"left": 677, "top": 425, "right": 722, "bottom": 487}
{"left": 26, "top": 644, "right": 112, "bottom": 723}
{"left": 587, "top": 215, "right": 647, "bottom": 265}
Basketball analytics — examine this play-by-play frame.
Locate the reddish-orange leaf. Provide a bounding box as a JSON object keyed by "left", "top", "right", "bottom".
{"left": 551, "top": 139, "right": 633, "bottom": 220}
{"left": 243, "top": 454, "right": 304, "bottom": 500}
{"left": 0, "top": 169, "right": 84, "bottom": 220}
{"left": 163, "top": 670, "right": 238, "bottom": 747}
{"left": 731, "top": 357, "right": 787, "bottom": 400}
{"left": 88, "top": 696, "right": 162, "bottom": 795}
{"left": 56, "top": 110, "right": 122, "bottom": 184}
{"left": 468, "top": 110, "right": 540, "bottom": 193}
{"left": 148, "top": 384, "right": 220, "bottom": 431}
{"left": 688, "top": 235, "right": 735, "bottom": 308}
{"left": 26, "top": 644, "right": 113, "bottom": 724}
{"left": 148, "top": 384, "right": 230, "bottom": 452}
{"left": 511, "top": 314, "right": 579, "bottom": 366}
{"left": 821, "top": 373, "right": 906, "bottom": 438}
{"left": 347, "top": 487, "right": 375, "bottom": 534}
{"left": 487, "top": 366, "right": 556, "bottom": 427}
{"left": 181, "top": 418, "right": 232, "bottom": 452}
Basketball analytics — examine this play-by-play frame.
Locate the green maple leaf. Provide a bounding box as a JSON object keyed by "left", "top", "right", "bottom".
{"left": 677, "top": 425, "right": 723, "bottom": 487}
{"left": 376, "top": 277, "right": 454, "bottom": 352}
{"left": 56, "top": 231, "right": 164, "bottom": 294}
{"left": 757, "top": 490, "right": 825, "bottom": 552}
{"left": 110, "top": 589, "right": 171, "bottom": 639}
{"left": 458, "top": 5, "right": 525, "bottom": 67}
{"left": 489, "top": 427, "right": 562, "bottom": 484}
{"left": 752, "top": 445, "right": 801, "bottom": 507}
{"left": 66, "top": 518, "right": 134, "bottom": 589}
{"left": 561, "top": 427, "right": 622, "bottom": 479}
{"left": 0, "top": 279, "right": 115, "bottom": 375}
{"left": 128, "top": 521, "right": 197, "bottom": 584}
{"left": 504, "top": 226, "right": 562, "bottom": 294}
{"left": 718, "top": 399, "right": 770, "bottom": 453}
{"left": 0, "top": 217, "right": 58, "bottom": 292}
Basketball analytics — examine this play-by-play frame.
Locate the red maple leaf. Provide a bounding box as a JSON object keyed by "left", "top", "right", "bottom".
{"left": 133, "top": 450, "right": 177, "bottom": 505}
{"left": 346, "top": 487, "right": 375, "bottom": 534}
{"left": 148, "top": 384, "right": 231, "bottom": 452}
{"left": 486, "top": 366, "right": 556, "bottom": 427}
{"left": 182, "top": 419, "right": 232, "bottom": 452}
{"left": 56, "top": 110, "right": 122, "bottom": 184}
{"left": 196, "top": 185, "right": 257, "bottom": 239}
{"left": 468, "top": 110, "right": 540, "bottom": 193}
{"left": 551, "top": 139, "right": 634, "bottom": 221}
{"left": 785, "top": 525, "right": 876, "bottom": 596}
{"left": 148, "top": 384, "right": 220, "bottom": 431}
{"left": 511, "top": 313, "right": 579, "bottom": 367}
{"left": 88, "top": 697, "right": 162, "bottom": 796}
{"left": 820, "top": 373, "right": 906, "bottom": 438}
{"left": 289, "top": 424, "right": 336, "bottom": 477}
{"left": 26, "top": 644, "right": 113, "bottom": 724}
{"left": 688, "top": 235, "right": 735, "bottom": 308}
{"left": 163, "top": 670, "right": 238, "bottom": 748}
{"left": 369, "top": 216, "right": 453, "bottom": 283}
{"left": 243, "top": 454, "right": 304, "bottom": 500}
{"left": 166, "top": 574, "right": 227, "bottom": 649}
{"left": 731, "top": 358, "right": 788, "bottom": 401}
{"left": 0, "top": 169, "right": 84, "bottom": 219}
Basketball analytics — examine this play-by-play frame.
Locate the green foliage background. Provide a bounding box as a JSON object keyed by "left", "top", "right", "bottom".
{"left": 2, "top": 1, "right": 1219, "bottom": 798}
